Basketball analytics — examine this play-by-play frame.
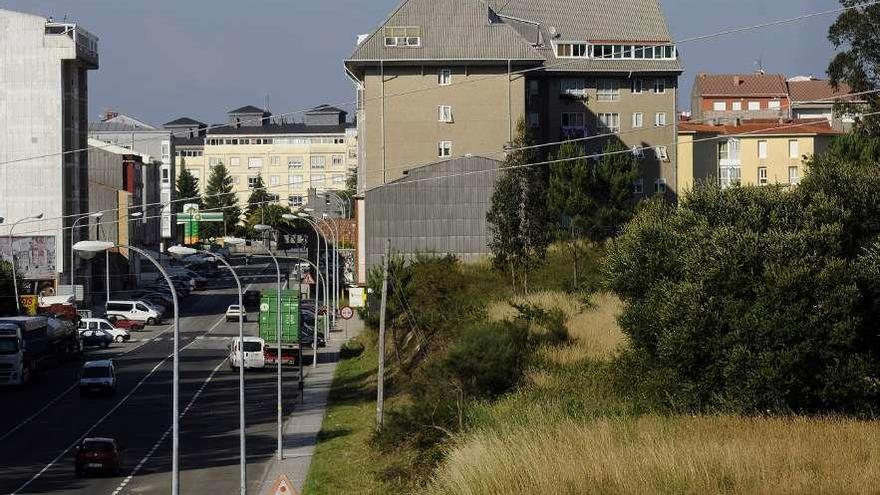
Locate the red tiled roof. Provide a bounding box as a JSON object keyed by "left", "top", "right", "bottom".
{"left": 787, "top": 79, "right": 859, "bottom": 102}
{"left": 694, "top": 73, "right": 789, "bottom": 97}
{"left": 679, "top": 118, "right": 841, "bottom": 136}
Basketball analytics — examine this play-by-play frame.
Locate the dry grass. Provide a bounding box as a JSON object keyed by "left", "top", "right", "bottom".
{"left": 428, "top": 415, "right": 880, "bottom": 495}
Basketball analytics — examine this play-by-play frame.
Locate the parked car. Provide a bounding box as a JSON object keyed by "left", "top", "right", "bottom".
{"left": 299, "top": 327, "right": 326, "bottom": 348}
{"left": 79, "top": 360, "right": 117, "bottom": 396}
{"left": 80, "top": 329, "right": 114, "bottom": 349}
{"left": 78, "top": 318, "right": 130, "bottom": 343}
{"left": 225, "top": 305, "right": 247, "bottom": 322}
{"left": 105, "top": 301, "right": 162, "bottom": 326}
{"left": 112, "top": 319, "right": 145, "bottom": 332}
{"left": 74, "top": 437, "right": 122, "bottom": 477}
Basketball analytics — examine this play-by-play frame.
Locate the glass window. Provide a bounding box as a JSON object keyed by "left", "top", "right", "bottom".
{"left": 655, "top": 112, "right": 667, "bottom": 127}
{"left": 560, "top": 78, "right": 586, "bottom": 97}
{"left": 769, "top": 100, "right": 781, "bottom": 109}
{"left": 384, "top": 26, "right": 421, "bottom": 47}
{"left": 270, "top": 175, "right": 280, "bottom": 186}
{"left": 714, "top": 101, "right": 727, "bottom": 111}
{"left": 758, "top": 167, "right": 769, "bottom": 185}
{"left": 656, "top": 146, "right": 669, "bottom": 161}
{"left": 654, "top": 178, "right": 667, "bottom": 194}
{"left": 229, "top": 157, "right": 240, "bottom": 167}
{"left": 528, "top": 112, "right": 540, "bottom": 128}
{"left": 789, "top": 166, "right": 800, "bottom": 185}
{"left": 438, "top": 140, "right": 452, "bottom": 157}
{"left": 209, "top": 157, "right": 219, "bottom": 167}
{"left": 597, "top": 113, "right": 620, "bottom": 133}
{"left": 562, "top": 112, "right": 586, "bottom": 128}
{"left": 789, "top": 140, "right": 799, "bottom": 159}
{"left": 632, "top": 112, "right": 643, "bottom": 128}
{"left": 654, "top": 79, "right": 666, "bottom": 94}
{"left": 310, "top": 156, "right": 326, "bottom": 169}
{"left": 312, "top": 174, "right": 325, "bottom": 185}
{"left": 732, "top": 101, "right": 742, "bottom": 111}
{"left": 438, "top": 105, "right": 453, "bottom": 122}
{"left": 332, "top": 155, "right": 344, "bottom": 166}
{"left": 288, "top": 156, "right": 304, "bottom": 168}
{"left": 248, "top": 176, "right": 260, "bottom": 189}
{"left": 748, "top": 101, "right": 761, "bottom": 110}
{"left": 333, "top": 174, "right": 345, "bottom": 184}
{"left": 597, "top": 79, "right": 620, "bottom": 102}
{"left": 288, "top": 195, "right": 304, "bottom": 207}
{"left": 271, "top": 156, "right": 280, "bottom": 166}
{"left": 248, "top": 157, "right": 263, "bottom": 169}
{"left": 289, "top": 175, "right": 303, "bottom": 185}
{"left": 632, "top": 79, "right": 644, "bottom": 94}
{"left": 439, "top": 69, "right": 452, "bottom": 86}
{"left": 633, "top": 179, "right": 644, "bottom": 194}
{"left": 758, "top": 140, "right": 768, "bottom": 159}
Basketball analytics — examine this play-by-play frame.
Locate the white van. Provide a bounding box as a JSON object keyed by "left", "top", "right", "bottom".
{"left": 228, "top": 337, "right": 266, "bottom": 370}
{"left": 78, "top": 318, "right": 131, "bottom": 343}
{"left": 79, "top": 360, "right": 117, "bottom": 396}
{"left": 105, "top": 301, "right": 162, "bottom": 326}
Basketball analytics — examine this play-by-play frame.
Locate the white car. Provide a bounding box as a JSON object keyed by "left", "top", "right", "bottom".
{"left": 228, "top": 337, "right": 265, "bottom": 370}
{"left": 79, "top": 360, "right": 117, "bottom": 396}
{"left": 225, "top": 305, "right": 247, "bottom": 322}
{"left": 78, "top": 318, "right": 130, "bottom": 343}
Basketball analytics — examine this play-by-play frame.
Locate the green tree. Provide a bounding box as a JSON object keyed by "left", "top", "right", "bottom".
{"left": 245, "top": 204, "right": 292, "bottom": 233}
{"left": 828, "top": 0, "right": 880, "bottom": 132}
{"left": 245, "top": 173, "right": 272, "bottom": 218}
{"left": 202, "top": 162, "right": 240, "bottom": 239}
{"left": 486, "top": 119, "right": 552, "bottom": 292}
{"left": 175, "top": 166, "right": 202, "bottom": 213}
{"left": 0, "top": 260, "right": 20, "bottom": 316}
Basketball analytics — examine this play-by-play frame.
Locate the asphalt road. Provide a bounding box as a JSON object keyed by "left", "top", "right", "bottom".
{"left": 0, "top": 262, "right": 304, "bottom": 495}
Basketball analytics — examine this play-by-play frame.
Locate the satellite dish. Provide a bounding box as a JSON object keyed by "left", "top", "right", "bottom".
{"left": 548, "top": 26, "right": 559, "bottom": 38}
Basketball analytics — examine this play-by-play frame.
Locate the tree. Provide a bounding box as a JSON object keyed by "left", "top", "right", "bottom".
{"left": 486, "top": 119, "right": 552, "bottom": 292}
{"left": 827, "top": 0, "right": 880, "bottom": 132}
{"left": 175, "top": 166, "right": 202, "bottom": 213}
{"left": 548, "top": 139, "right": 639, "bottom": 288}
{"left": 0, "top": 260, "right": 20, "bottom": 317}
{"left": 245, "top": 204, "right": 292, "bottom": 232}
{"left": 245, "top": 173, "right": 272, "bottom": 218}
{"left": 202, "top": 162, "right": 240, "bottom": 239}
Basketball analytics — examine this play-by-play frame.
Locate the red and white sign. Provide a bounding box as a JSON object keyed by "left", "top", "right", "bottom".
{"left": 340, "top": 306, "right": 354, "bottom": 320}
{"left": 269, "top": 474, "right": 299, "bottom": 495}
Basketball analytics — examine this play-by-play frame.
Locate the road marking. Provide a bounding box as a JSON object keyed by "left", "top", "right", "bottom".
{"left": 110, "top": 358, "right": 226, "bottom": 495}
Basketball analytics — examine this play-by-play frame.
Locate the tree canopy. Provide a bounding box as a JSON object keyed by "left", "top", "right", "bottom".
{"left": 202, "top": 162, "right": 240, "bottom": 239}
{"left": 828, "top": 0, "right": 880, "bottom": 132}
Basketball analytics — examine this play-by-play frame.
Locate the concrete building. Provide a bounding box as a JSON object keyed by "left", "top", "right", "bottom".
{"left": 89, "top": 113, "right": 176, "bottom": 249}
{"left": 364, "top": 155, "right": 501, "bottom": 274}
{"left": 691, "top": 73, "right": 791, "bottom": 122}
{"left": 677, "top": 119, "right": 840, "bottom": 192}
{"left": 198, "top": 105, "right": 357, "bottom": 212}
{"left": 0, "top": 9, "right": 99, "bottom": 291}
{"left": 787, "top": 76, "right": 865, "bottom": 132}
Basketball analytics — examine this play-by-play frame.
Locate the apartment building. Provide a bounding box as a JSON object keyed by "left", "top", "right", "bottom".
{"left": 0, "top": 9, "right": 99, "bottom": 289}
{"left": 691, "top": 73, "right": 790, "bottom": 122}
{"left": 167, "top": 117, "right": 207, "bottom": 192}
{"left": 677, "top": 119, "right": 840, "bottom": 191}
{"left": 787, "top": 76, "right": 864, "bottom": 132}
{"left": 191, "top": 105, "right": 356, "bottom": 211}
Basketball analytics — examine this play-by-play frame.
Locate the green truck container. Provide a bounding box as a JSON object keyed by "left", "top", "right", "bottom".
{"left": 259, "top": 289, "right": 300, "bottom": 345}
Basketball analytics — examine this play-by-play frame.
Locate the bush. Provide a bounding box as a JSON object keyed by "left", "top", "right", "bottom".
{"left": 340, "top": 339, "right": 365, "bottom": 360}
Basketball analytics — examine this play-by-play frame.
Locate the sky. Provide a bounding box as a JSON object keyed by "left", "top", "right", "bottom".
{"left": 2, "top": 0, "right": 843, "bottom": 125}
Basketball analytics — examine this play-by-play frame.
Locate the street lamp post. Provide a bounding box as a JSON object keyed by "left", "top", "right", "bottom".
{"left": 71, "top": 212, "right": 103, "bottom": 303}
{"left": 317, "top": 215, "right": 339, "bottom": 327}
{"left": 295, "top": 213, "right": 330, "bottom": 368}
{"left": 74, "top": 240, "right": 181, "bottom": 495}
{"left": 320, "top": 190, "right": 349, "bottom": 318}
{"left": 169, "top": 245, "right": 247, "bottom": 495}
{"left": 7, "top": 213, "right": 44, "bottom": 314}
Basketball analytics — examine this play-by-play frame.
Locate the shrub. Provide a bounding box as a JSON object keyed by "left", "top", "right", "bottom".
{"left": 340, "top": 339, "right": 365, "bottom": 360}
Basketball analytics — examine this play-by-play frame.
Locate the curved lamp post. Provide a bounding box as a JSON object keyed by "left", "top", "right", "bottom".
{"left": 226, "top": 233, "right": 284, "bottom": 461}
{"left": 318, "top": 214, "right": 339, "bottom": 327}
{"left": 8, "top": 213, "right": 44, "bottom": 313}
{"left": 70, "top": 211, "right": 103, "bottom": 287}
{"left": 74, "top": 240, "right": 180, "bottom": 495}
{"left": 294, "top": 213, "right": 330, "bottom": 365}
{"left": 318, "top": 191, "right": 348, "bottom": 322}
{"left": 169, "top": 245, "right": 247, "bottom": 495}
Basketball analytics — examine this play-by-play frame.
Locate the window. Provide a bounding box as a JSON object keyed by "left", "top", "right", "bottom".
{"left": 270, "top": 175, "right": 280, "bottom": 186}
{"left": 560, "top": 78, "right": 586, "bottom": 97}
{"left": 597, "top": 113, "right": 620, "bottom": 133}
{"left": 312, "top": 174, "right": 326, "bottom": 186}
{"left": 789, "top": 140, "right": 799, "bottom": 159}
{"left": 633, "top": 179, "right": 644, "bottom": 194}
{"left": 438, "top": 140, "right": 452, "bottom": 157}
{"left": 529, "top": 80, "right": 539, "bottom": 96}
{"left": 289, "top": 175, "right": 303, "bottom": 186}
{"left": 229, "top": 157, "right": 240, "bottom": 167}
{"left": 748, "top": 101, "right": 761, "bottom": 111}
{"left": 555, "top": 42, "right": 588, "bottom": 58}
{"left": 288, "top": 156, "right": 304, "bottom": 168}
{"left": 268, "top": 194, "right": 280, "bottom": 203}
{"left": 631, "top": 145, "right": 644, "bottom": 159}
{"left": 654, "top": 178, "right": 667, "bottom": 194}
{"left": 632, "top": 79, "right": 645, "bottom": 94}
{"left": 758, "top": 140, "right": 768, "bottom": 159}
{"left": 732, "top": 101, "right": 742, "bottom": 112}
{"left": 233, "top": 176, "right": 241, "bottom": 184}
{"left": 588, "top": 44, "right": 676, "bottom": 60}
{"left": 288, "top": 195, "right": 304, "bottom": 207}
{"left": 161, "top": 143, "right": 170, "bottom": 160}
{"left": 248, "top": 176, "right": 260, "bottom": 189}
{"left": 333, "top": 174, "right": 345, "bottom": 184}
{"left": 632, "top": 112, "right": 643, "bottom": 128}
{"left": 714, "top": 101, "right": 727, "bottom": 111}
{"left": 161, "top": 169, "right": 170, "bottom": 183}
{"left": 597, "top": 79, "right": 620, "bottom": 102}
{"left": 384, "top": 26, "right": 421, "bottom": 47}
{"left": 769, "top": 100, "right": 781, "bottom": 110}
{"left": 758, "top": 167, "right": 768, "bottom": 185}
{"left": 439, "top": 69, "right": 452, "bottom": 86}
{"left": 655, "top": 146, "right": 669, "bottom": 161}
{"left": 789, "top": 166, "right": 800, "bottom": 185}
{"left": 718, "top": 139, "right": 740, "bottom": 161}
{"left": 310, "top": 156, "right": 326, "bottom": 169}
{"left": 720, "top": 163, "right": 741, "bottom": 189}
{"left": 562, "top": 112, "right": 586, "bottom": 129}
{"left": 438, "top": 105, "right": 453, "bottom": 122}
{"left": 655, "top": 112, "right": 667, "bottom": 127}
{"left": 331, "top": 155, "right": 344, "bottom": 167}
{"left": 248, "top": 157, "right": 263, "bottom": 169}
{"left": 654, "top": 79, "right": 666, "bottom": 94}
{"left": 270, "top": 156, "right": 280, "bottom": 166}
{"left": 528, "top": 112, "right": 540, "bottom": 128}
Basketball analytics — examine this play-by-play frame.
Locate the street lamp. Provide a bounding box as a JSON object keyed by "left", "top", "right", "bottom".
{"left": 226, "top": 233, "right": 284, "bottom": 461}
{"left": 7, "top": 213, "right": 44, "bottom": 314}
{"left": 317, "top": 214, "right": 339, "bottom": 328}
{"left": 71, "top": 211, "right": 103, "bottom": 292}
{"left": 74, "top": 240, "right": 181, "bottom": 495}
{"left": 295, "top": 213, "right": 330, "bottom": 367}
{"left": 168, "top": 245, "right": 247, "bottom": 495}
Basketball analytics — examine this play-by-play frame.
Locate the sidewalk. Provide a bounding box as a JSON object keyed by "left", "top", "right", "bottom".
{"left": 257, "top": 314, "right": 364, "bottom": 494}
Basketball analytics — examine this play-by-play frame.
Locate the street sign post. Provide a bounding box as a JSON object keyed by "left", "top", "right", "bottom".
{"left": 340, "top": 306, "right": 354, "bottom": 320}
{"left": 176, "top": 204, "right": 224, "bottom": 245}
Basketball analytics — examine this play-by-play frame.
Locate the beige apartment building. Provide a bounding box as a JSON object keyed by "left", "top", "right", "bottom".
{"left": 171, "top": 106, "right": 357, "bottom": 211}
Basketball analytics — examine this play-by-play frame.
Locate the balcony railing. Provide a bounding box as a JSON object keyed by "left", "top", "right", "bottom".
{"left": 46, "top": 22, "right": 99, "bottom": 65}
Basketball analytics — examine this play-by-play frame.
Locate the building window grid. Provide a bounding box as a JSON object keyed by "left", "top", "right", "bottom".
{"left": 632, "top": 112, "right": 643, "bottom": 128}
{"left": 655, "top": 112, "right": 667, "bottom": 127}
{"left": 438, "top": 140, "right": 452, "bottom": 158}
{"left": 597, "top": 113, "right": 620, "bottom": 134}
{"left": 597, "top": 79, "right": 620, "bottom": 102}
{"left": 632, "top": 79, "right": 645, "bottom": 94}
{"left": 654, "top": 79, "right": 666, "bottom": 94}
{"left": 560, "top": 78, "right": 586, "bottom": 97}
{"left": 758, "top": 167, "right": 769, "bottom": 185}
{"left": 654, "top": 178, "right": 667, "bottom": 194}
{"left": 439, "top": 69, "right": 452, "bottom": 86}
{"left": 438, "top": 105, "right": 453, "bottom": 123}
{"left": 310, "top": 156, "right": 326, "bottom": 169}
{"left": 789, "top": 166, "right": 800, "bottom": 185}
{"left": 556, "top": 43, "right": 676, "bottom": 60}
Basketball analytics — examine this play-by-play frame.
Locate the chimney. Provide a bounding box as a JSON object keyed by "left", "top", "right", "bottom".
{"left": 733, "top": 76, "right": 742, "bottom": 86}
{"left": 698, "top": 72, "right": 707, "bottom": 79}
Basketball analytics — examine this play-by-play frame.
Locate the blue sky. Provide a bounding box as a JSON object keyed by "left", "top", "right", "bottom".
{"left": 3, "top": 0, "right": 842, "bottom": 125}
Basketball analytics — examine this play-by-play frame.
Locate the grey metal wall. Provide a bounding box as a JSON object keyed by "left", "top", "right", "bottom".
{"left": 365, "top": 155, "right": 501, "bottom": 273}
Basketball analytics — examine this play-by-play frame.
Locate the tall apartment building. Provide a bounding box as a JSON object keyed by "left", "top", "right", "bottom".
{"left": 178, "top": 105, "right": 357, "bottom": 212}
{"left": 0, "top": 9, "right": 99, "bottom": 290}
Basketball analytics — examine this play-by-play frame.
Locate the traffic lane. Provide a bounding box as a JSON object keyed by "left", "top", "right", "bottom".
{"left": 0, "top": 286, "right": 237, "bottom": 438}
{"left": 0, "top": 308, "right": 229, "bottom": 495}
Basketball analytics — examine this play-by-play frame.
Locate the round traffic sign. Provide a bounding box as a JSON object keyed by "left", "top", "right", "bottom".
{"left": 340, "top": 306, "right": 354, "bottom": 320}
{"left": 260, "top": 303, "right": 269, "bottom": 312}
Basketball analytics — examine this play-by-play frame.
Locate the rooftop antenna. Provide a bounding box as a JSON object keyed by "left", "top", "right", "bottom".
{"left": 754, "top": 56, "right": 765, "bottom": 75}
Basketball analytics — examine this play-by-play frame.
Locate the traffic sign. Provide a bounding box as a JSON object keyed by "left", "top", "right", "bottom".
{"left": 268, "top": 474, "right": 299, "bottom": 495}
{"left": 340, "top": 306, "right": 354, "bottom": 320}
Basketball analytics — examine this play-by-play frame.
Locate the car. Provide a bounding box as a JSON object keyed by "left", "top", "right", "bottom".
{"left": 225, "top": 305, "right": 247, "bottom": 322}
{"left": 243, "top": 290, "right": 261, "bottom": 310}
{"left": 79, "top": 318, "right": 130, "bottom": 343}
{"left": 112, "top": 319, "right": 145, "bottom": 332}
{"left": 80, "top": 329, "right": 114, "bottom": 349}
{"left": 299, "top": 327, "right": 326, "bottom": 348}
{"left": 105, "top": 300, "right": 163, "bottom": 326}
{"left": 74, "top": 437, "right": 122, "bottom": 477}
{"left": 79, "top": 360, "right": 117, "bottom": 396}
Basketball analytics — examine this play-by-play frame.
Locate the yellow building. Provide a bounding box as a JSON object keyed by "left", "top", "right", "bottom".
{"left": 677, "top": 119, "right": 840, "bottom": 191}
{"left": 171, "top": 106, "right": 356, "bottom": 210}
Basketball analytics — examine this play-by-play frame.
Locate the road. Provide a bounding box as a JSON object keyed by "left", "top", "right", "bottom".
{"left": 0, "top": 262, "right": 305, "bottom": 495}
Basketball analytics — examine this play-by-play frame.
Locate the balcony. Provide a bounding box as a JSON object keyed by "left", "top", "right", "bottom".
{"left": 46, "top": 22, "right": 99, "bottom": 68}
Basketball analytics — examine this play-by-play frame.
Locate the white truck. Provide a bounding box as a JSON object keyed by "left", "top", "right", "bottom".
{"left": 0, "top": 317, "right": 53, "bottom": 386}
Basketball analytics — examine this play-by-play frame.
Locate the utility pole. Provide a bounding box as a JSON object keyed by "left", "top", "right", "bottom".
{"left": 376, "top": 239, "right": 390, "bottom": 432}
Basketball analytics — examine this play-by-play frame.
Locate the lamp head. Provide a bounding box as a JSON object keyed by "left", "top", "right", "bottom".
{"left": 281, "top": 214, "right": 297, "bottom": 221}
{"left": 73, "top": 240, "right": 114, "bottom": 260}
{"left": 254, "top": 224, "right": 272, "bottom": 233}
{"left": 130, "top": 212, "right": 143, "bottom": 218}
{"left": 167, "top": 245, "right": 197, "bottom": 259}
{"left": 91, "top": 211, "right": 104, "bottom": 219}
{"left": 34, "top": 213, "right": 44, "bottom": 220}
{"left": 223, "top": 236, "right": 246, "bottom": 246}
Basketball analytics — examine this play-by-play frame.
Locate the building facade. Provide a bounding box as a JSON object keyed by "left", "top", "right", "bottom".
{"left": 0, "top": 9, "right": 99, "bottom": 289}
{"left": 787, "top": 76, "right": 863, "bottom": 132}
{"left": 691, "top": 73, "right": 791, "bottom": 122}
{"left": 677, "top": 119, "right": 840, "bottom": 192}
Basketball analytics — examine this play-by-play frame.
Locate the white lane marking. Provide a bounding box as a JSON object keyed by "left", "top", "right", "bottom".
{"left": 109, "top": 358, "right": 226, "bottom": 495}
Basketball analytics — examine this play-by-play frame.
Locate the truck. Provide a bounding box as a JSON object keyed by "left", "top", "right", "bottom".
{"left": 0, "top": 317, "right": 53, "bottom": 386}
{"left": 259, "top": 288, "right": 300, "bottom": 366}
